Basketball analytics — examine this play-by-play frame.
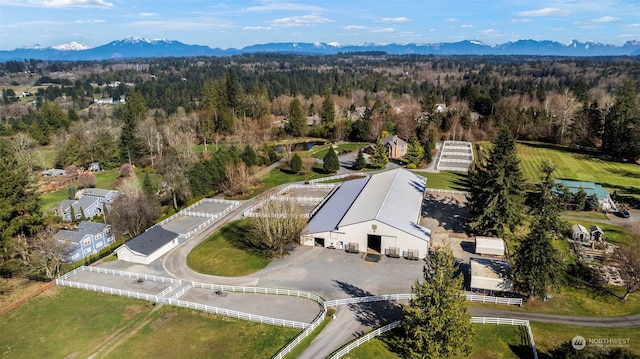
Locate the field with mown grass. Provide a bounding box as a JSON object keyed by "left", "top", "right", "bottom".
{"left": 187, "top": 220, "right": 271, "bottom": 276}
{"left": 0, "top": 286, "right": 298, "bottom": 359}
{"left": 516, "top": 142, "right": 640, "bottom": 199}
{"left": 414, "top": 170, "right": 468, "bottom": 191}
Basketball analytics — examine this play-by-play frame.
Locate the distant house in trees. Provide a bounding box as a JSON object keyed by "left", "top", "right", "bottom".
{"left": 554, "top": 180, "right": 615, "bottom": 211}
{"left": 55, "top": 221, "right": 114, "bottom": 262}
{"left": 41, "top": 168, "right": 66, "bottom": 177}
{"left": 56, "top": 188, "right": 118, "bottom": 221}
{"left": 364, "top": 134, "right": 408, "bottom": 159}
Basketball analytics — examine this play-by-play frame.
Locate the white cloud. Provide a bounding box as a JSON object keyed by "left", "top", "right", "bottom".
{"left": 461, "top": 24, "right": 476, "bottom": 28}
{"left": 243, "top": 26, "right": 272, "bottom": 30}
{"left": 510, "top": 18, "right": 532, "bottom": 23}
{"left": 516, "top": 8, "right": 569, "bottom": 17}
{"left": 139, "top": 12, "right": 158, "bottom": 17}
{"left": 380, "top": 17, "right": 410, "bottom": 23}
{"left": 444, "top": 18, "right": 458, "bottom": 22}
{"left": 271, "top": 14, "right": 332, "bottom": 27}
{"left": 343, "top": 25, "right": 367, "bottom": 30}
{"left": 479, "top": 29, "right": 502, "bottom": 37}
{"left": 591, "top": 16, "right": 619, "bottom": 23}
{"left": 371, "top": 27, "right": 394, "bottom": 33}
{"left": 25, "top": 0, "right": 113, "bottom": 8}
{"left": 75, "top": 19, "right": 106, "bottom": 23}
{"left": 245, "top": 2, "right": 322, "bottom": 12}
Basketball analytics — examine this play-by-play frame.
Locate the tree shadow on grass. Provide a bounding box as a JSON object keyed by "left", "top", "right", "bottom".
{"left": 218, "top": 220, "right": 265, "bottom": 256}
{"left": 333, "top": 280, "right": 403, "bottom": 329}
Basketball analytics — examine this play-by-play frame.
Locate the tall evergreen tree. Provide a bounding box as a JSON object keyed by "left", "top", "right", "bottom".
{"left": 532, "top": 160, "right": 565, "bottom": 238}
{"left": 286, "top": 97, "right": 307, "bottom": 137}
{"left": 603, "top": 79, "right": 640, "bottom": 161}
{"left": 396, "top": 247, "right": 474, "bottom": 358}
{"left": 241, "top": 144, "right": 258, "bottom": 167}
{"left": 290, "top": 153, "right": 302, "bottom": 173}
{"left": 512, "top": 216, "right": 563, "bottom": 299}
{"left": 467, "top": 127, "right": 525, "bottom": 237}
{"left": 353, "top": 148, "right": 367, "bottom": 170}
{"left": 370, "top": 139, "right": 388, "bottom": 169}
{"left": 405, "top": 136, "right": 425, "bottom": 167}
{"left": 118, "top": 106, "right": 142, "bottom": 164}
{"left": 0, "top": 138, "right": 43, "bottom": 259}
{"left": 323, "top": 145, "right": 340, "bottom": 174}
{"left": 320, "top": 86, "right": 336, "bottom": 124}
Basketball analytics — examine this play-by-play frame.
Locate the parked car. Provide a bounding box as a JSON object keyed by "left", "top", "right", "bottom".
{"left": 617, "top": 209, "right": 630, "bottom": 218}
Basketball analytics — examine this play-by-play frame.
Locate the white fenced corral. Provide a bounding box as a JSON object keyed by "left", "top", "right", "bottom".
{"left": 157, "top": 198, "right": 240, "bottom": 239}
{"left": 243, "top": 183, "right": 339, "bottom": 218}
{"left": 328, "top": 321, "right": 400, "bottom": 359}
{"left": 436, "top": 141, "right": 474, "bottom": 172}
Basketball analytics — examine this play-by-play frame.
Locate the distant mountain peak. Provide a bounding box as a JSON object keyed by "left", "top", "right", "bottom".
{"left": 52, "top": 41, "right": 90, "bottom": 51}
{"left": 20, "top": 44, "right": 46, "bottom": 50}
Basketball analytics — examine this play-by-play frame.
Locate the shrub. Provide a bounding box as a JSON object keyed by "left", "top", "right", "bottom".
{"left": 65, "top": 165, "right": 78, "bottom": 176}
{"left": 119, "top": 163, "right": 134, "bottom": 178}
{"left": 77, "top": 173, "right": 96, "bottom": 189}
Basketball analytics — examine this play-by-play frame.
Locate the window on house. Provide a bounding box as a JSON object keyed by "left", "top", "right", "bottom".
{"left": 84, "top": 248, "right": 91, "bottom": 254}
{"left": 83, "top": 238, "right": 91, "bottom": 246}
{"left": 96, "top": 242, "right": 103, "bottom": 248}
{"left": 72, "top": 253, "right": 80, "bottom": 259}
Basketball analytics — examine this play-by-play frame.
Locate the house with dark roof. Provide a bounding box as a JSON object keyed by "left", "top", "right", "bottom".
{"left": 302, "top": 168, "right": 431, "bottom": 259}
{"left": 115, "top": 226, "right": 180, "bottom": 264}
{"left": 554, "top": 180, "right": 615, "bottom": 212}
{"left": 55, "top": 221, "right": 114, "bottom": 262}
{"left": 363, "top": 134, "right": 408, "bottom": 160}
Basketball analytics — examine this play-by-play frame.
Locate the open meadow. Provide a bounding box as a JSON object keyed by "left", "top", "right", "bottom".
{"left": 0, "top": 286, "right": 299, "bottom": 359}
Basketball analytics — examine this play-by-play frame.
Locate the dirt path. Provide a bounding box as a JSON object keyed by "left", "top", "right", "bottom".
{"left": 87, "top": 304, "right": 164, "bottom": 359}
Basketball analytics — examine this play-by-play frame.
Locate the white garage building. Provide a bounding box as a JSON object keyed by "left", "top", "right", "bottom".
{"left": 470, "top": 258, "right": 514, "bottom": 294}
{"left": 475, "top": 236, "right": 506, "bottom": 257}
{"left": 115, "top": 226, "right": 180, "bottom": 265}
{"left": 302, "top": 168, "right": 431, "bottom": 259}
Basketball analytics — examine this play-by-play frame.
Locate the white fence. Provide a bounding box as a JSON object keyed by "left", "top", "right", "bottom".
{"left": 426, "top": 188, "right": 469, "bottom": 195}
{"left": 191, "top": 282, "right": 325, "bottom": 305}
{"left": 307, "top": 173, "right": 369, "bottom": 184}
{"left": 329, "top": 321, "right": 400, "bottom": 359}
{"left": 271, "top": 307, "right": 328, "bottom": 359}
{"left": 243, "top": 182, "right": 338, "bottom": 218}
{"left": 154, "top": 197, "right": 240, "bottom": 230}
{"left": 62, "top": 265, "right": 181, "bottom": 284}
{"left": 324, "top": 293, "right": 520, "bottom": 307}
{"left": 324, "top": 294, "right": 411, "bottom": 307}
{"left": 56, "top": 278, "right": 166, "bottom": 302}
{"left": 466, "top": 294, "right": 523, "bottom": 306}
{"left": 471, "top": 317, "right": 538, "bottom": 359}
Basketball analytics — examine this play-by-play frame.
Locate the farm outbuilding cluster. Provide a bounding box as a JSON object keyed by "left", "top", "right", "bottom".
{"left": 301, "top": 168, "right": 431, "bottom": 259}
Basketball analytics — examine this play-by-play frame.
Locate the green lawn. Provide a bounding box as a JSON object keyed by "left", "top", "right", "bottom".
{"left": 187, "top": 220, "right": 271, "bottom": 276}
{"left": 240, "top": 167, "right": 329, "bottom": 199}
{"left": 334, "top": 322, "right": 640, "bottom": 358}
{"left": 414, "top": 170, "right": 469, "bottom": 191}
{"left": 310, "top": 142, "right": 367, "bottom": 159}
{"left": 516, "top": 142, "right": 640, "bottom": 199}
{"left": 0, "top": 286, "right": 298, "bottom": 359}
{"left": 342, "top": 324, "right": 533, "bottom": 359}
{"left": 284, "top": 317, "right": 331, "bottom": 359}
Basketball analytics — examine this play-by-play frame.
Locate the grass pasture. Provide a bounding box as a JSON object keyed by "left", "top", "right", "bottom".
{"left": 516, "top": 142, "right": 640, "bottom": 199}
{"left": 0, "top": 286, "right": 298, "bottom": 359}
{"left": 187, "top": 220, "right": 270, "bottom": 276}
{"left": 414, "top": 170, "right": 468, "bottom": 191}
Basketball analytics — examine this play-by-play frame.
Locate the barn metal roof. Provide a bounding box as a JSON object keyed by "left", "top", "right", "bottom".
{"left": 306, "top": 168, "right": 431, "bottom": 242}
{"left": 306, "top": 177, "right": 369, "bottom": 233}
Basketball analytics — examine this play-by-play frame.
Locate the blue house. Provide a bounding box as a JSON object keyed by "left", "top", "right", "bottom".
{"left": 55, "top": 221, "right": 115, "bottom": 262}
{"left": 56, "top": 188, "right": 119, "bottom": 222}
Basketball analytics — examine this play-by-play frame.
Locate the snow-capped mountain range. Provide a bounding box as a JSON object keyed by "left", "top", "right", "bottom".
{"left": 2, "top": 37, "right": 639, "bottom": 61}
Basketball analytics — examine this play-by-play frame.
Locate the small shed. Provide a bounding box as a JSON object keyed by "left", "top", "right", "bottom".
{"left": 590, "top": 225, "right": 604, "bottom": 242}
{"left": 571, "top": 224, "right": 590, "bottom": 242}
{"left": 475, "top": 236, "right": 505, "bottom": 257}
{"left": 470, "top": 258, "right": 514, "bottom": 294}
{"left": 116, "top": 226, "right": 179, "bottom": 265}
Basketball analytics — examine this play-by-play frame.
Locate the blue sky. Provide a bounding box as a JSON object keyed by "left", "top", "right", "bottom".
{"left": 0, "top": 0, "right": 638, "bottom": 50}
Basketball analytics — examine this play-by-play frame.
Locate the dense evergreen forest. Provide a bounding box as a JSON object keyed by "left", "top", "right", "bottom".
{"left": 0, "top": 53, "right": 639, "bottom": 278}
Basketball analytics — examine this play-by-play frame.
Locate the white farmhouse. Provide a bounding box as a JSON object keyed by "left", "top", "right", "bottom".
{"left": 301, "top": 168, "right": 431, "bottom": 259}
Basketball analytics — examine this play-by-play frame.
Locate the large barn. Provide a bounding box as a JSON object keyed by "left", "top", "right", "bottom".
{"left": 115, "top": 226, "right": 179, "bottom": 265}
{"left": 301, "top": 168, "right": 431, "bottom": 259}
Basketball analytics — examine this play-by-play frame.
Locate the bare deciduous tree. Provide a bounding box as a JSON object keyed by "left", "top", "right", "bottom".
{"left": 220, "top": 162, "right": 254, "bottom": 197}
{"left": 246, "top": 197, "right": 306, "bottom": 258}
{"left": 613, "top": 235, "right": 640, "bottom": 301}
{"left": 7, "top": 230, "right": 70, "bottom": 279}
{"left": 107, "top": 194, "right": 160, "bottom": 239}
